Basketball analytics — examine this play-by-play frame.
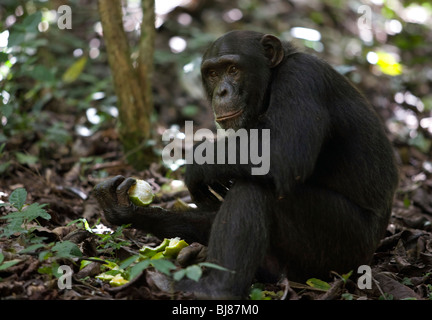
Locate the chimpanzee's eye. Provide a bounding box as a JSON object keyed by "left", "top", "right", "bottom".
{"left": 208, "top": 70, "right": 218, "bottom": 78}
{"left": 228, "top": 65, "right": 238, "bottom": 75}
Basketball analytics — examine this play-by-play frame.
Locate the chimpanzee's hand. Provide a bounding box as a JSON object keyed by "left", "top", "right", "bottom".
{"left": 185, "top": 164, "right": 229, "bottom": 211}
{"left": 93, "top": 175, "right": 137, "bottom": 226}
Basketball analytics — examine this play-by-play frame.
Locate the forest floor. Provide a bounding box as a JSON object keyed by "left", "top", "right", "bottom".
{"left": 0, "top": 112, "right": 432, "bottom": 300}
{"left": 1, "top": 1, "right": 432, "bottom": 301}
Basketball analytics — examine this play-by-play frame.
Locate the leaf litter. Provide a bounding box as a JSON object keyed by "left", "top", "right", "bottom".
{"left": 1, "top": 102, "right": 431, "bottom": 301}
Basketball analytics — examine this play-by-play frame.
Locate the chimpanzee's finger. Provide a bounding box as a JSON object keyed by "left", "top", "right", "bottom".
{"left": 110, "top": 175, "right": 126, "bottom": 189}
{"left": 94, "top": 175, "right": 126, "bottom": 208}
{"left": 116, "top": 177, "right": 137, "bottom": 206}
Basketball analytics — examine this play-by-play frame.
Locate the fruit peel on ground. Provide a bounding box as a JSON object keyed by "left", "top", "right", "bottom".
{"left": 139, "top": 237, "right": 188, "bottom": 259}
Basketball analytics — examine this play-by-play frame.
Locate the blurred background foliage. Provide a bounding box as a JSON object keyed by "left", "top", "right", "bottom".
{"left": 1, "top": 0, "right": 431, "bottom": 301}
{"left": 0, "top": 0, "right": 431, "bottom": 175}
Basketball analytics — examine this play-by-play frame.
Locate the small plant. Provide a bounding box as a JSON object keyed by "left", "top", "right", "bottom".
{"left": 173, "top": 262, "right": 233, "bottom": 283}
{"left": 0, "top": 188, "right": 83, "bottom": 281}
{"left": 96, "top": 224, "right": 131, "bottom": 253}
{"left": 0, "top": 187, "right": 51, "bottom": 238}
{"left": 88, "top": 236, "right": 234, "bottom": 289}
{"left": 67, "top": 218, "right": 131, "bottom": 254}
{"left": 0, "top": 252, "right": 21, "bottom": 271}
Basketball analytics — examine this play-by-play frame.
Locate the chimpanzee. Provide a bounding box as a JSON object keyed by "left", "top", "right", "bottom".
{"left": 94, "top": 30, "right": 399, "bottom": 299}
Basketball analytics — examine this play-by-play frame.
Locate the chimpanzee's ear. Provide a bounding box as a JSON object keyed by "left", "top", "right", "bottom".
{"left": 260, "top": 34, "right": 284, "bottom": 68}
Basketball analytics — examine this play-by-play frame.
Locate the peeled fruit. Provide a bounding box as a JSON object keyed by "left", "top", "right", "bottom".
{"left": 95, "top": 272, "right": 115, "bottom": 282}
{"left": 109, "top": 274, "right": 129, "bottom": 287}
{"left": 128, "top": 179, "right": 154, "bottom": 207}
{"left": 139, "top": 237, "right": 188, "bottom": 259}
{"left": 140, "top": 238, "right": 171, "bottom": 258}
{"left": 163, "top": 238, "right": 189, "bottom": 258}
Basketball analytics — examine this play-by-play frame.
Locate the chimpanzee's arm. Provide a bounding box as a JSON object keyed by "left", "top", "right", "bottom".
{"left": 93, "top": 176, "right": 216, "bottom": 244}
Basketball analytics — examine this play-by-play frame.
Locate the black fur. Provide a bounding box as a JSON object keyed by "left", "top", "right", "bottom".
{"left": 94, "top": 31, "right": 399, "bottom": 299}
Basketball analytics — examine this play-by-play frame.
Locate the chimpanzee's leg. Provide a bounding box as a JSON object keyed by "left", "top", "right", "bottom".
{"left": 180, "top": 180, "right": 272, "bottom": 299}
{"left": 270, "top": 185, "right": 391, "bottom": 281}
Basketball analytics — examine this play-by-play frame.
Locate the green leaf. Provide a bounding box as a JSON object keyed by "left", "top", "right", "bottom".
{"left": 102, "top": 260, "right": 119, "bottom": 270}
{"left": 185, "top": 265, "right": 202, "bottom": 282}
{"left": 129, "top": 260, "right": 151, "bottom": 280}
{"left": 15, "top": 152, "right": 38, "bottom": 166}
{"left": 22, "top": 12, "right": 43, "bottom": 32}
{"left": 21, "top": 203, "right": 51, "bottom": 221}
{"left": 150, "top": 259, "right": 176, "bottom": 276}
{"left": 0, "top": 218, "right": 26, "bottom": 237}
{"left": 38, "top": 250, "right": 52, "bottom": 261}
{"left": 306, "top": 278, "right": 331, "bottom": 291}
{"left": 249, "top": 288, "right": 264, "bottom": 300}
{"left": 37, "top": 265, "right": 52, "bottom": 275}
{"left": 0, "top": 259, "right": 22, "bottom": 270}
{"left": 52, "top": 241, "right": 82, "bottom": 258}
{"left": 199, "top": 262, "right": 234, "bottom": 273}
{"left": 7, "top": 31, "right": 25, "bottom": 47}
{"left": 31, "top": 65, "right": 55, "bottom": 83}
{"left": 342, "top": 293, "right": 354, "bottom": 300}
{"left": 0, "top": 52, "right": 9, "bottom": 63}
{"left": 341, "top": 270, "right": 353, "bottom": 282}
{"left": 9, "top": 188, "right": 27, "bottom": 211}
{"left": 1, "top": 203, "right": 51, "bottom": 223}
{"left": 0, "top": 161, "right": 11, "bottom": 174}
{"left": 38, "top": 262, "right": 60, "bottom": 277}
{"left": 0, "top": 104, "right": 13, "bottom": 119}
{"left": 80, "top": 260, "right": 93, "bottom": 270}
{"left": 19, "top": 243, "right": 46, "bottom": 254}
{"left": 119, "top": 255, "right": 139, "bottom": 270}
{"left": 62, "top": 57, "right": 87, "bottom": 83}
{"left": 173, "top": 269, "right": 187, "bottom": 282}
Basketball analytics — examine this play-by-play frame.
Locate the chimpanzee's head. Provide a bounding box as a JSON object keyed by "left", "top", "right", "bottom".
{"left": 201, "top": 31, "right": 285, "bottom": 130}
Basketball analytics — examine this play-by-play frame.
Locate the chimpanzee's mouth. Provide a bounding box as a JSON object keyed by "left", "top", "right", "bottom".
{"left": 215, "top": 109, "right": 243, "bottom": 122}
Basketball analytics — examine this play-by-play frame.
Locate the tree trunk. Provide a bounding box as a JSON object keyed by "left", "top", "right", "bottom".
{"left": 97, "top": 0, "right": 155, "bottom": 169}
{"left": 138, "top": 0, "right": 155, "bottom": 112}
